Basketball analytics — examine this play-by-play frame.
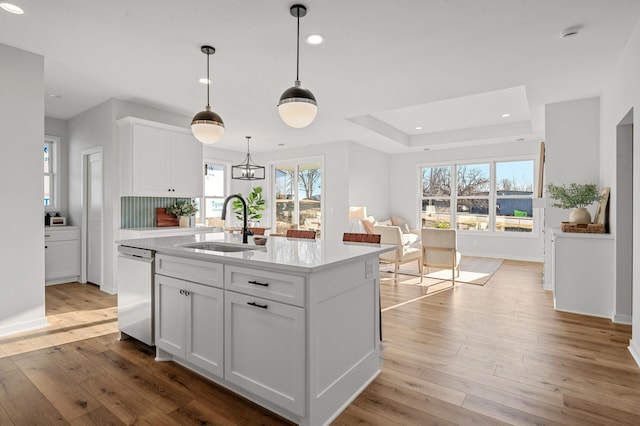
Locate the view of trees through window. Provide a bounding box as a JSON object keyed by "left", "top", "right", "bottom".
{"left": 274, "top": 160, "right": 322, "bottom": 237}
{"left": 421, "top": 159, "right": 535, "bottom": 232}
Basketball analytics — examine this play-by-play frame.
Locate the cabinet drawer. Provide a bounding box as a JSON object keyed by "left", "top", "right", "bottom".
{"left": 225, "top": 265, "right": 305, "bottom": 307}
{"left": 45, "top": 229, "right": 79, "bottom": 242}
{"left": 156, "top": 254, "right": 223, "bottom": 288}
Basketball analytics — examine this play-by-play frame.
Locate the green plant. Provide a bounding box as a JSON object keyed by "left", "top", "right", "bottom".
{"left": 166, "top": 200, "right": 198, "bottom": 217}
{"left": 435, "top": 220, "right": 451, "bottom": 229}
{"left": 232, "top": 187, "right": 266, "bottom": 221}
{"left": 546, "top": 183, "right": 602, "bottom": 209}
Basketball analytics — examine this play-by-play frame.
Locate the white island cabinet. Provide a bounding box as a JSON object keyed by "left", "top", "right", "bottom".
{"left": 118, "top": 233, "right": 393, "bottom": 426}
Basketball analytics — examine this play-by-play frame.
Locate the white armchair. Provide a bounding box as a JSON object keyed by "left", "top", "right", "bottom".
{"left": 375, "top": 225, "right": 422, "bottom": 282}
{"left": 421, "top": 228, "right": 461, "bottom": 285}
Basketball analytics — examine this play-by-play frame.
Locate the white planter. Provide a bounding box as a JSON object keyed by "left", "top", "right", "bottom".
{"left": 179, "top": 216, "right": 190, "bottom": 228}
{"left": 569, "top": 207, "right": 591, "bottom": 224}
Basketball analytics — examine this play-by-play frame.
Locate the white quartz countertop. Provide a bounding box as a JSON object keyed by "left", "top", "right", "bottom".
{"left": 117, "top": 232, "right": 395, "bottom": 273}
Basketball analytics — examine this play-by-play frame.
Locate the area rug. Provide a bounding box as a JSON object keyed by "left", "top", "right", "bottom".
{"left": 380, "top": 256, "right": 504, "bottom": 286}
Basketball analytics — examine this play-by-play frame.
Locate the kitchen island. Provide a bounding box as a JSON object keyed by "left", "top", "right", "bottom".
{"left": 116, "top": 232, "right": 393, "bottom": 426}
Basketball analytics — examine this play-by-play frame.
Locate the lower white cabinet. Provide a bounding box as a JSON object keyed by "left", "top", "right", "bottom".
{"left": 155, "top": 274, "right": 224, "bottom": 377}
{"left": 224, "top": 290, "right": 305, "bottom": 415}
{"left": 45, "top": 226, "right": 80, "bottom": 284}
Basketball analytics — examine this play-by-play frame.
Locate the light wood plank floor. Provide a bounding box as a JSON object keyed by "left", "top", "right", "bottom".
{"left": 1, "top": 262, "right": 638, "bottom": 425}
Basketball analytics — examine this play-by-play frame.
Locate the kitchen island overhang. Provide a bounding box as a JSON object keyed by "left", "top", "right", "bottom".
{"left": 116, "top": 233, "right": 394, "bottom": 426}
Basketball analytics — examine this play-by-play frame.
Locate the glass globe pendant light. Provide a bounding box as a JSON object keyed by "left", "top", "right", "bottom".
{"left": 278, "top": 4, "right": 317, "bottom": 128}
{"left": 191, "top": 45, "right": 225, "bottom": 144}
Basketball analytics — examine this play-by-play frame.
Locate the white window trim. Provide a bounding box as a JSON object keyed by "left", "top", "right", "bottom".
{"left": 417, "top": 154, "right": 540, "bottom": 238}
{"left": 268, "top": 155, "right": 325, "bottom": 237}
{"left": 44, "top": 135, "right": 60, "bottom": 212}
{"left": 198, "top": 159, "right": 231, "bottom": 226}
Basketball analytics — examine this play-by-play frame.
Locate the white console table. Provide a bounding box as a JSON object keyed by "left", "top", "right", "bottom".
{"left": 550, "top": 228, "right": 614, "bottom": 318}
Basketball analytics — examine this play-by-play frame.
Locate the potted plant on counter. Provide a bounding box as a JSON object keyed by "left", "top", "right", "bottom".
{"left": 547, "top": 183, "right": 602, "bottom": 224}
{"left": 232, "top": 187, "right": 266, "bottom": 234}
{"left": 166, "top": 200, "right": 198, "bottom": 227}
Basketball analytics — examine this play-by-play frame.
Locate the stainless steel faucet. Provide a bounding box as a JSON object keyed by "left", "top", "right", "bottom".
{"left": 221, "top": 194, "right": 253, "bottom": 244}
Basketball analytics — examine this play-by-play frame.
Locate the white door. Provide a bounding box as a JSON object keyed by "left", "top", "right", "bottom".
{"left": 87, "top": 151, "right": 102, "bottom": 285}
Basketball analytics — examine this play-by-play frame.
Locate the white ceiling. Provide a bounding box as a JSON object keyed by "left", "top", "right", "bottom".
{"left": 1, "top": 0, "right": 639, "bottom": 154}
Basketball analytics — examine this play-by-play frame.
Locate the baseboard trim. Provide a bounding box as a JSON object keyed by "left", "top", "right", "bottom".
{"left": 629, "top": 339, "right": 640, "bottom": 368}
{"left": 459, "top": 251, "right": 543, "bottom": 263}
{"left": 613, "top": 313, "right": 632, "bottom": 325}
{"left": 0, "top": 317, "right": 48, "bottom": 338}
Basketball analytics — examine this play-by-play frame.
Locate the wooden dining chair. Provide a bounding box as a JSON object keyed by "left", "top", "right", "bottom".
{"left": 286, "top": 229, "right": 317, "bottom": 239}
{"left": 342, "top": 232, "right": 381, "bottom": 243}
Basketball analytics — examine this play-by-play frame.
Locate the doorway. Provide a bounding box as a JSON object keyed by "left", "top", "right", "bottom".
{"left": 82, "top": 148, "right": 103, "bottom": 287}
{"left": 272, "top": 158, "right": 323, "bottom": 237}
{"left": 616, "top": 109, "right": 633, "bottom": 324}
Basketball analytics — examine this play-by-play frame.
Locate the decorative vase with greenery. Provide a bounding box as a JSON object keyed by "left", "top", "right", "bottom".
{"left": 546, "top": 183, "right": 602, "bottom": 224}
{"left": 232, "top": 187, "right": 266, "bottom": 224}
{"left": 166, "top": 200, "right": 198, "bottom": 227}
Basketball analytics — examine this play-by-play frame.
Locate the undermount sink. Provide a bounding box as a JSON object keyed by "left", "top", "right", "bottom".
{"left": 181, "top": 242, "right": 259, "bottom": 252}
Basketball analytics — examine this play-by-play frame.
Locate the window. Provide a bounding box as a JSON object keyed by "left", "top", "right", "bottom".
{"left": 44, "top": 136, "right": 59, "bottom": 210}
{"left": 195, "top": 162, "right": 228, "bottom": 226}
{"left": 273, "top": 159, "right": 322, "bottom": 238}
{"left": 420, "top": 159, "right": 536, "bottom": 233}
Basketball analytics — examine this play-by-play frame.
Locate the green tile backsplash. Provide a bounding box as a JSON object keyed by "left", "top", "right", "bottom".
{"left": 121, "top": 196, "right": 190, "bottom": 228}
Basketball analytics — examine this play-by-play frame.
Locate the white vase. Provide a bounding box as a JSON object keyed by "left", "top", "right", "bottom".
{"left": 569, "top": 207, "right": 591, "bottom": 224}
{"left": 179, "top": 216, "right": 190, "bottom": 228}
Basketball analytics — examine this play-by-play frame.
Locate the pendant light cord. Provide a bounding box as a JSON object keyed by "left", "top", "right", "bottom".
{"left": 296, "top": 10, "right": 300, "bottom": 81}
{"left": 206, "top": 51, "right": 211, "bottom": 107}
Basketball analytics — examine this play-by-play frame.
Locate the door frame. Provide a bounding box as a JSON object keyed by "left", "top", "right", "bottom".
{"left": 81, "top": 146, "right": 104, "bottom": 286}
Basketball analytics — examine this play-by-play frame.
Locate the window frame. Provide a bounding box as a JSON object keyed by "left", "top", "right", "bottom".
{"left": 196, "top": 159, "right": 230, "bottom": 226}
{"left": 269, "top": 155, "right": 324, "bottom": 238}
{"left": 418, "top": 155, "right": 539, "bottom": 237}
{"left": 44, "top": 135, "right": 60, "bottom": 212}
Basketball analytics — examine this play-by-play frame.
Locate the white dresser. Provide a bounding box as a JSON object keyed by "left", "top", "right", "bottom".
{"left": 550, "top": 228, "right": 614, "bottom": 319}
{"left": 45, "top": 226, "right": 80, "bottom": 285}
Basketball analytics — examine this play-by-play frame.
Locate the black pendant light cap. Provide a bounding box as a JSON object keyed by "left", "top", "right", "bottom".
{"left": 290, "top": 4, "right": 307, "bottom": 18}
{"left": 278, "top": 83, "right": 317, "bottom": 106}
{"left": 191, "top": 106, "right": 224, "bottom": 127}
{"left": 201, "top": 45, "right": 215, "bottom": 55}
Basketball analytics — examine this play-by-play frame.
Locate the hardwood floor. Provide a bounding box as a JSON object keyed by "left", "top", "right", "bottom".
{"left": 1, "top": 263, "right": 638, "bottom": 425}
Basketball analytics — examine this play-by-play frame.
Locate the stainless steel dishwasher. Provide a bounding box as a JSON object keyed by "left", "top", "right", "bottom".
{"left": 117, "top": 245, "right": 155, "bottom": 346}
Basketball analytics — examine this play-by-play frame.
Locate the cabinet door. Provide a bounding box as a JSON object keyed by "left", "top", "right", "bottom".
{"left": 45, "top": 240, "right": 79, "bottom": 280}
{"left": 170, "top": 132, "right": 203, "bottom": 198}
{"left": 155, "top": 275, "right": 186, "bottom": 357}
{"left": 225, "top": 291, "right": 305, "bottom": 415}
{"left": 131, "top": 124, "right": 172, "bottom": 196}
{"left": 185, "top": 282, "right": 224, "bottom": 377}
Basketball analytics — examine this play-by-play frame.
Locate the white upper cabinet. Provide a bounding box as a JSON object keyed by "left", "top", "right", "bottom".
{"left": 118, "top": 117, "right": 203, "bottom": 198}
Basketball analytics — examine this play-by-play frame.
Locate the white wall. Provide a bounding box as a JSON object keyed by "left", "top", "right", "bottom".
{"left": 543, "top": 97, "right": 601, "bottom": 289}
{"left": 599, "top": 17, "right": 640, "bottom": 364}
{"left": 0, "top": 44, "right": 46, "bottom": 336}
{"left": 389, "top": 140, "right": 544, "bottom": 261}
{"left": 45, "top": 117, "right": 69, "bottom": 217}
{"left": 348, "top": 143, "right": 390, "bottom": 219}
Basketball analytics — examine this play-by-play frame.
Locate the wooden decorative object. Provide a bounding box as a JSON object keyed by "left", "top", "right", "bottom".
{"left": 156, "top": 208, "right": 178, "bottom": 227}
{"left": 286, "top": 229, "right": 317, "bottom": 239}
{"left": 343, "top": 233, "right": 381, "bottom": 243}
{"left": 560, "top": 222, "right": 605, "bottom": 234}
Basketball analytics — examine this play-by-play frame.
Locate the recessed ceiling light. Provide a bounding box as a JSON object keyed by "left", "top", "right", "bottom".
{"left": 49, "top": 94, "right": 62, "bottom": 99}
{"left": 0, "top": 2, "right": 24, "bottom": 14}
{"left": 501, "top": 113, "right": 511, "bottom": 118}
{"left": 198, "top": 78, "right": 211, "bottom": 85}
{"left": 415, "top": 126, "right": 423, "bottom": 130}
{"left": 305, "top": 34, "right": 324, "bottom": 45}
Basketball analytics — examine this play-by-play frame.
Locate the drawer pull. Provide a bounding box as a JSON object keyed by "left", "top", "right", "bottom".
{"left": 248, "top": 280, "right": 269, "bottom": 287}
{"left": 247, "top": 301, "right": 268, "bottom": 309}
{"left": 179, "top": 289, "right": 184, "bottom": 295}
